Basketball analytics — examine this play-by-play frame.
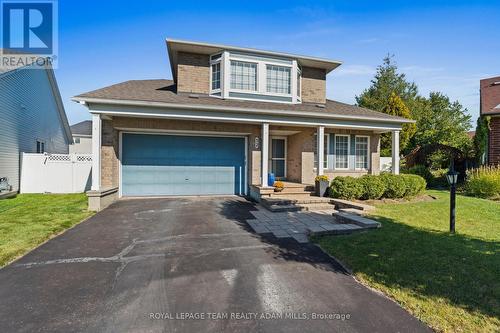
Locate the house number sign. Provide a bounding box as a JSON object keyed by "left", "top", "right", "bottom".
{"left": 254, "top": 137, "right": 260, "bottom": 149}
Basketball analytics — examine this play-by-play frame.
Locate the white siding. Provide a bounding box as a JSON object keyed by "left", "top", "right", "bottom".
{"left": 0, "top": 67, "right": 70, "bottom": 191}
{"left": 69, "top": 136, "right": 92, "bottom": 154}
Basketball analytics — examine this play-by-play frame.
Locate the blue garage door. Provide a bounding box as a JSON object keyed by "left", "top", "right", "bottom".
{"left": 122, "top": 133, "right": 246, "bottom": 196}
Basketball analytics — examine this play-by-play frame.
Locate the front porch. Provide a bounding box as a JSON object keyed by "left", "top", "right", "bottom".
{"left": 86, "top": 112, "right": 402, "bottom": 210}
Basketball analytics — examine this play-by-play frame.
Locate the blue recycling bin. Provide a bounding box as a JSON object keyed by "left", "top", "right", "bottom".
{"left": 268, "top": 173, "right": 275, "bottom": 186}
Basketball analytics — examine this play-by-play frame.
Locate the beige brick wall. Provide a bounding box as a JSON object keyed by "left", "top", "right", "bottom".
{"left": 101, "top": 120, "right": 119, "bottom": 188}
{"left": 100, "top": 117, "right": 262, "bottom": 189}
{"left": 301, "top": 66, "right": 326, "bottom": 104}
{"left": 177, "top": 52, "right": 210, "bottom": 94}
{"left": 286, "top": 128, "right": 316, "bottom": 184}
{"left": 99, "top": 118, "right": 382, "bottom": 191}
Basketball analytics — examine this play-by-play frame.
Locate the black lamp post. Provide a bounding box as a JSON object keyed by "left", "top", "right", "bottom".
{"left": 446, "top": 163, "right": 459, "bottom": 233}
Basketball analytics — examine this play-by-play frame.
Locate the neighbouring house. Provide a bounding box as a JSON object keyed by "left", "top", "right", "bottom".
{"left": 69, "top": 120, "right": 92, "bottom": 154}
{"left": 480, "top": 76, "right": 500, "bottom": 165}
{"left": 0, "top": 54, "right": 72, "bottom": 193}
{"left": 73, "top": 39, "right": 413, "bottom": 211}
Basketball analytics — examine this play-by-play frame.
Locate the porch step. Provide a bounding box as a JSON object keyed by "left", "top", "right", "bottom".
{"left": 262, "top": 197, "right": 331, "bottom": 205}
{"left": 264, "top": 203, "right": 335, "bottom": 212}
{"left": 330, "top": 198, "right": 375, "bottom": 211}
{"left": 338, "top": 208, "right": 368, "bottom": 215}
{"left": 268, "top": 191, "right": 314, "bottom": 197}
{"left": 333, "top": 211, "right": 381, "bottom": 229}
{"left": 308, "top": 223, "right": 364, "bottom": 236}
{"left": 261, "top": 196, "right": 334, "bottom": 212}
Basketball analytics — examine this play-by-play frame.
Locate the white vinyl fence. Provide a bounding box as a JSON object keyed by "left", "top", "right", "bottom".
{"left": 20, "top": 153, "right": 92, "bottom": 193}
{"left": 380, "top": 157, "right": 393, "bottom": 172}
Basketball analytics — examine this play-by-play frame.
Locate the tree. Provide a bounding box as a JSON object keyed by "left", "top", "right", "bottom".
{"left": 473, "top": 116, "right": 490, "bottom": 164}
{"left": 380, "top": 93, "right": 416, "bottom": 156}
{"left": 411, "top": 92, "right": 472, "bottom": 149}
{"left": 356, "top": 55, "right": 421, "bottom": 155}
{"left": 356, "top": 55, "right": 419, "bottom": 113}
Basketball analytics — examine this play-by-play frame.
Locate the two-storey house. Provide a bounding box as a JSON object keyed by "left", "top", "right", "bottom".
{"left": 480, "top": 76, "right": 500, "bottom": 165}
{"left": 74, "top": 39, "right": 412, "bottom": 210}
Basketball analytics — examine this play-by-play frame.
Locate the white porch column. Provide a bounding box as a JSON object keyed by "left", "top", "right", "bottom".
{"left": 261, "top": 123, "right": 270, "bottom": 187}
{"left": 91, "top": 113, "right": 102, "bottom": 190}
{"left": 317, "top": 126, "right": 325, "bottom": 176}
{"left": 392, "top": 130, "right": 400, "bottom": 175}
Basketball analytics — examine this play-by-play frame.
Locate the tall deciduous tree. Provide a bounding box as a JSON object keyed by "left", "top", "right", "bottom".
{"left": 356, "top": 55, "right": 472, "bottom": 157}
{"left": 411, "top": 92, "right": 472, "bottom": 149}
{"left": 380, "top": 93, "right": 416, "bottom": 155}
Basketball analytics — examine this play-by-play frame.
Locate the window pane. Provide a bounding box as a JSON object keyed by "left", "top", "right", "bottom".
{"left": 230, "top": 61, "right": 257, "bottom": 91}
{"left": 355, "top": 136, "right": 369, "bottom": 169}
{"left": 335, "top": 135, "right": 349, "bottom": 169}
{"left": 266, "top": 65, "right": 291, "bottom": 94}
{"left": 272, "top": 139, "right": 285, "bottom": 158}
{"left": 211, "top": 63, "right": 220, "bottom": 90}
{"left": 272, "top": 160, "right": 285, "bottom": 178}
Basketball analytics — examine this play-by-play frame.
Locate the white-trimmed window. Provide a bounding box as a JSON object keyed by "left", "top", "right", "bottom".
{"left": 266, "top": 65, "right": 291, "bottom": 94}
{"left": 314, "top": 134, "right": 329, "bottom": 169}
{"left": 211, "top": 63, "right": 221, "bottom": 90}
{"left": 36, "top": 140, "right": 45, "bottom": 153}
{"left": 355, "top": 136, "right": 369, "bottom": 170}
{"left": 296, "top": 67, "right": 301, "bottom": 98}
{"left": 335, "top": 135, "right": 349, "bottom": 169}
{"left": 230, "top": 60, "right": 257, "bottom": 91}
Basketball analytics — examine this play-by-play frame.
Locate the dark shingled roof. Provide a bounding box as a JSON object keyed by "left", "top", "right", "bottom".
{"left": 74, "top": 79, "right": 410, "bottom": 123}
{"left": 70, "top": 120, "right": 92, "bottom": 136}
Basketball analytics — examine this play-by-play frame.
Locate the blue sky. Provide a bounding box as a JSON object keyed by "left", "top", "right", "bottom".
{"left": 56, "top": 0, "right": 500, "bottom": 125}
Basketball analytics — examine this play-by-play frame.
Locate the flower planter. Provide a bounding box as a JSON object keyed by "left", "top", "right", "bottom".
{"left": 274, "top": 187, "right": 284, "bottom": 192}
{"left": 315, "top": 180, "right": 329, "bottom": 197}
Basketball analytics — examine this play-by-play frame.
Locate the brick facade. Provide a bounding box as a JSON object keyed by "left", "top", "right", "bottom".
{"left": 99, "top": 118, "right": 381, "bottom": 189}
{"left": 176, "top": 52, "right": 210, "bottom": 94}
{"left": 301, "top": 66, "right": 326, "bottom": 104}
{"left": 489, "top": 116, "right": 500, "bottom": 165}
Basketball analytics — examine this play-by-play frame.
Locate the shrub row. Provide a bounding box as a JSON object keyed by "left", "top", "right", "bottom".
{"left": 402, "top": 165, "right": 448, "bottom": 188}
{"left": 329, "top": 174, "right": 427, "bottom": 200}
{"left": 465, "top": 165, "right": 500, "bottom": 199}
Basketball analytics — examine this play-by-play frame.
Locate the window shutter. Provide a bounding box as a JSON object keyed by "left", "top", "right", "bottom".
{"left": 349, "top": 134, "right": 356, "bottom": 170}
{"left": 329, "top": 133, "right": 335, "bottom": 170}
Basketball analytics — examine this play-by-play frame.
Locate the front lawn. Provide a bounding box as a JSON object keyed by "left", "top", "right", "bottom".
{"left": 0, "top": 194, "right": 93, "bottom": 267}
{"left": 314, "top": 190, "right": 500, "bottom": 333}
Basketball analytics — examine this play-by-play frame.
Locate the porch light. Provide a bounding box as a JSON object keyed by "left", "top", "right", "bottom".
{"left": 446, "top": 163, "right": 459, "bottom": 233}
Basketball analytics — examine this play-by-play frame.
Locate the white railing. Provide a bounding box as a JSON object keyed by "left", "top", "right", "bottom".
{"left": 20, "top": 153, "right": 92, "bottom": 193}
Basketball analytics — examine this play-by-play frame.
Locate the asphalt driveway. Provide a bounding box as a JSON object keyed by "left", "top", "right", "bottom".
{"left": 0, "top": 197, "right": 430, "bottom": 333}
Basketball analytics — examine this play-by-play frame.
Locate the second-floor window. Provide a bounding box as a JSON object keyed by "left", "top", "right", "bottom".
{"left": 211, "top": 63, "right": 220, "bottom": 90}
{"left": 230, "top": 60, "right": 257, "bottom": 91}
{"left": 266, "top": 65, "right": 291, "bottom": 94}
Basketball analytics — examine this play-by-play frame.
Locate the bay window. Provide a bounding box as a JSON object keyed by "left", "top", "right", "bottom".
{"left": 266, "top": 65, "right": 291, "bottom": 94}
{"left": 230, "top": 60, "right": 257, "bottom": 91}
{"left": 211, "top": 63, "right": 220, "bottom": 90}
{"left": 335, "top": 135, "right": 349, "bottom": 169}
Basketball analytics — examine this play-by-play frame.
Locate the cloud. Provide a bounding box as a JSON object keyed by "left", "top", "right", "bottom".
{"left": 333, "top": 65, "right": 376, "bottom": 77}
{"left": 400, "top": 65, "right": 445, "bottom": 74}
{"left": 356, "top": 37, "right": 381, "bottom": 44}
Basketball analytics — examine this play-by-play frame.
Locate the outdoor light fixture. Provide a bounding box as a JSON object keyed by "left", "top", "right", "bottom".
{"left": 446, "top": 163, "right": 459, "bottom": 233}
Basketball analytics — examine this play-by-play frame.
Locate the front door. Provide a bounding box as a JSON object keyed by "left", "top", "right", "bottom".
{"left": 270, "top": 137, "right": 286, "bottom": 179}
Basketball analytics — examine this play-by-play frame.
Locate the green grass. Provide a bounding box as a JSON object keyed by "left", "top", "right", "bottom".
{"left": 314, "top": 190, "right": 500, "bottom": 333}
{"left": 0, "top": 194, "right": 93, "bottom": 267}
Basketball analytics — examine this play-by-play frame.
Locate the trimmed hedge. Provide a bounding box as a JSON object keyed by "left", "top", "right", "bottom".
{"left": 330, "top": 176, "right": 363, "bottom": 200}
{"left": 329, "top": 174, "right": 426, "bottom": 200}
{"left": 359, "top": 175, "right": 386, "bottom": 200}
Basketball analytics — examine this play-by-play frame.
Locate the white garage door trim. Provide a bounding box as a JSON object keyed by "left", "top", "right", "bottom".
{"left": 118, "top": 130, "right": 249, "bottom": 198}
